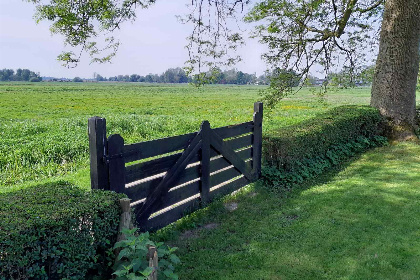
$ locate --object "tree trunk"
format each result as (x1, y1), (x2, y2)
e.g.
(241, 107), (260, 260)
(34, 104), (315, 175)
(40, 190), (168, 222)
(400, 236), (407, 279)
(371, 0), (420, 141)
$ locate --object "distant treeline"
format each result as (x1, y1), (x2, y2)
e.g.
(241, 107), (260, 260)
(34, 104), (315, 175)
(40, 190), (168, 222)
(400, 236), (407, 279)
(0, 69), (42, 82)
(97, 67), (270, 85)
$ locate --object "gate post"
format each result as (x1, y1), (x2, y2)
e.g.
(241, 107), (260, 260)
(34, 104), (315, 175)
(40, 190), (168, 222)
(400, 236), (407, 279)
(88, 117), (110, 190)
(200, 121), (211, 204)
(252, 102), (263, 179)
(108, 134), (126, 193)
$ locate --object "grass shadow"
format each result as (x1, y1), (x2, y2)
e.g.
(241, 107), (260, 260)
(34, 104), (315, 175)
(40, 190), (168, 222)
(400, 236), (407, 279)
(154, 143), (420, 280)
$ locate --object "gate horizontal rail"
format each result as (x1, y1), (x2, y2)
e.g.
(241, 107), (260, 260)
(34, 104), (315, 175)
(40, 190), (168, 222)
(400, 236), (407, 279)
(88, 102), (263, 231)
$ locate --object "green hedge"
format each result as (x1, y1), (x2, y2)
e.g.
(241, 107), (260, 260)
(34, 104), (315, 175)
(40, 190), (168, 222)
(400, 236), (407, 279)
(0, 182), (125, 280)
(262, 105), (388, 190)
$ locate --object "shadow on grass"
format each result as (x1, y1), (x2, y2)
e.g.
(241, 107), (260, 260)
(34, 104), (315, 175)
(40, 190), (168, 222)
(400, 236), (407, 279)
(154, 143), (420, 280)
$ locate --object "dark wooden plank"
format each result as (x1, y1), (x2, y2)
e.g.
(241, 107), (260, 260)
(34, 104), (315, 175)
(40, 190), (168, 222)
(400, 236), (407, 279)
(210, 129), (254, 180)
(136, 133), (202, 225)
(88, 117), (109, 190)
(226, 134), (253, 150)
(129, 181), (200, 212)
(210, 161), (252, 187)
(125, 163), (201, 203)
(108, 134), (125, 193)
(252, 102), (263, 180)
(124, 183), (150, 205)
(200, 121), (211, 204)
(209, 176), (249, 201)
(210, 148), (252, 174)
(125, 152), (184, 184)
(125, 135), (251, 184)
(123, 132), (197, 163)
(213, 121), (254, 139)
(139, 197), (201, 231)
(126, 148), (251, 193)
(125, 152), (181, 183)
(159, 181), (200, 210)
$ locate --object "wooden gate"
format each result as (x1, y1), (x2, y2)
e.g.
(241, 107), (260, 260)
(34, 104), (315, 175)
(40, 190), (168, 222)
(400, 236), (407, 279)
(88, 102), (263, 231)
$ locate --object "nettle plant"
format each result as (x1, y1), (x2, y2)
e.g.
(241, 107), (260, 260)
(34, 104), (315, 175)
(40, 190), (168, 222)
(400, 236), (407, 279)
(113, 228), (180, 280)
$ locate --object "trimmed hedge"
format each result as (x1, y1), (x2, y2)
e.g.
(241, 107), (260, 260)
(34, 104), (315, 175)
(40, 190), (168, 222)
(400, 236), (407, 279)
(262, 105), (388, 190)
(0, 181), (125, 280)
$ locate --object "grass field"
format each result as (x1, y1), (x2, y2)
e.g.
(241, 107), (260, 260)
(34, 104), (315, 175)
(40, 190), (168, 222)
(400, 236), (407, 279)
(0, 82), (380, 192)
(1, 82), (419, 279)
(156, 143), (420, 280)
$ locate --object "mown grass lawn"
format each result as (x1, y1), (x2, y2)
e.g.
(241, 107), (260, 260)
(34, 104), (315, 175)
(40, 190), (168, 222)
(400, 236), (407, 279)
(156, 143), (420, 280)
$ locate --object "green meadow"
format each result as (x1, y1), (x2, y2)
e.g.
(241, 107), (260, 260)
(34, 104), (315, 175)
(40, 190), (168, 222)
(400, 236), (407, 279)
(1, 82), (419, 279)
(0, 82), (375, 192)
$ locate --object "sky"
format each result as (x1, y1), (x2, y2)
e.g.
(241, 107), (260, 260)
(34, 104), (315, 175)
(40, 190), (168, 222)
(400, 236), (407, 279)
(0, 0), (268, 79)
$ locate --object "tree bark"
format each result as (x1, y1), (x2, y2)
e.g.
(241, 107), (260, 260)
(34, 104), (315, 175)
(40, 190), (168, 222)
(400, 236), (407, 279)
(371, 0), (420, 140)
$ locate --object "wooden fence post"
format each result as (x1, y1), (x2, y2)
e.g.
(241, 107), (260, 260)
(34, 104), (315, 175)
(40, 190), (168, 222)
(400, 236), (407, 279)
(147, 246), (158, 280)
(88, 117), (109, 190)
(116, 198), (133, 242)
(200, 121), (211, 204)
(114, 198), (133, 262)
(108, 134), (126, 193)
(253, 102), (263, 179)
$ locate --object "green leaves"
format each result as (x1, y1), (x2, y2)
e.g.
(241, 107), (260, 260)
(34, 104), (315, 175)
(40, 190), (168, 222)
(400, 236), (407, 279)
(0, 182), (124, 279)
(262, 105), (388, 191)
(246, 0), (384, 108)
(30, 0), (156, 66)
(113, 227), (180, 280)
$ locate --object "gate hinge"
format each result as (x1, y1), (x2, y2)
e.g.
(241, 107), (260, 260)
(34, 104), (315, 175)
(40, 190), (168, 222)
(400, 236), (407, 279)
(103, 153), (124, 163)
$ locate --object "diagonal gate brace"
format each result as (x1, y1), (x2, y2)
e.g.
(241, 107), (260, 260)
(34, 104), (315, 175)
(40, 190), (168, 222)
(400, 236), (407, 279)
(209, 129), (254, 181)
(136, 131), (202, 226)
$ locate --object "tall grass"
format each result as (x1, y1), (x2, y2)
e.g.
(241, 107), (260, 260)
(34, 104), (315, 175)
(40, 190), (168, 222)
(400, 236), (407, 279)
(1, 83), (411, 191)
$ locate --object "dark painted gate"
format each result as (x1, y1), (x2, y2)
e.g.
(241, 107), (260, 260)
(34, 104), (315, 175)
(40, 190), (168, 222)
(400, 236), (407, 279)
(88, 102), (263, 231)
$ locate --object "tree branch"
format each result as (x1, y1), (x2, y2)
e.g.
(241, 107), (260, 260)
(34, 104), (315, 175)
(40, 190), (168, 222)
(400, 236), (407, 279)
(336, 0), (358, 37)
(356, 0), (384, 13)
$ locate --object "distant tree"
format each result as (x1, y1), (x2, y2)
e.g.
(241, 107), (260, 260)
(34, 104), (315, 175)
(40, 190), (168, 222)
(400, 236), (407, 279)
(236, 71), (246, 85)
(328, 64), (375, 88)
(265, 69), (301, 99)
(22, 69), (31, 81)
(257, 73), (269, 85)
(175, 68), (189, 83)
(304, 75), (322, 87)
(29, 77), (42, 82)
(197, 68), (257, 85)
(0, 68), (40, 81)
(73, 77), (83, 82)
(145, 74), (154, 83)
(161, 67), (189, 83)
(130, 74), (140, 82)
(358, 65), (376, 85)
(223, 69), (237, 84)
(162, 69), (176, 83)
(328, 69), (354, 88)
(151, 74), (161, 83)
(15, 69), (23, 81)
(0, 69), (14, 81)
(96, 74), (106, 81)
(210, 68), (226, 84)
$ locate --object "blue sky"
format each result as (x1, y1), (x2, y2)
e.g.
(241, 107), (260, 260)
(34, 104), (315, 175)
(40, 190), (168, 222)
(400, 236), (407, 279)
(0, 0), (267, 78)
